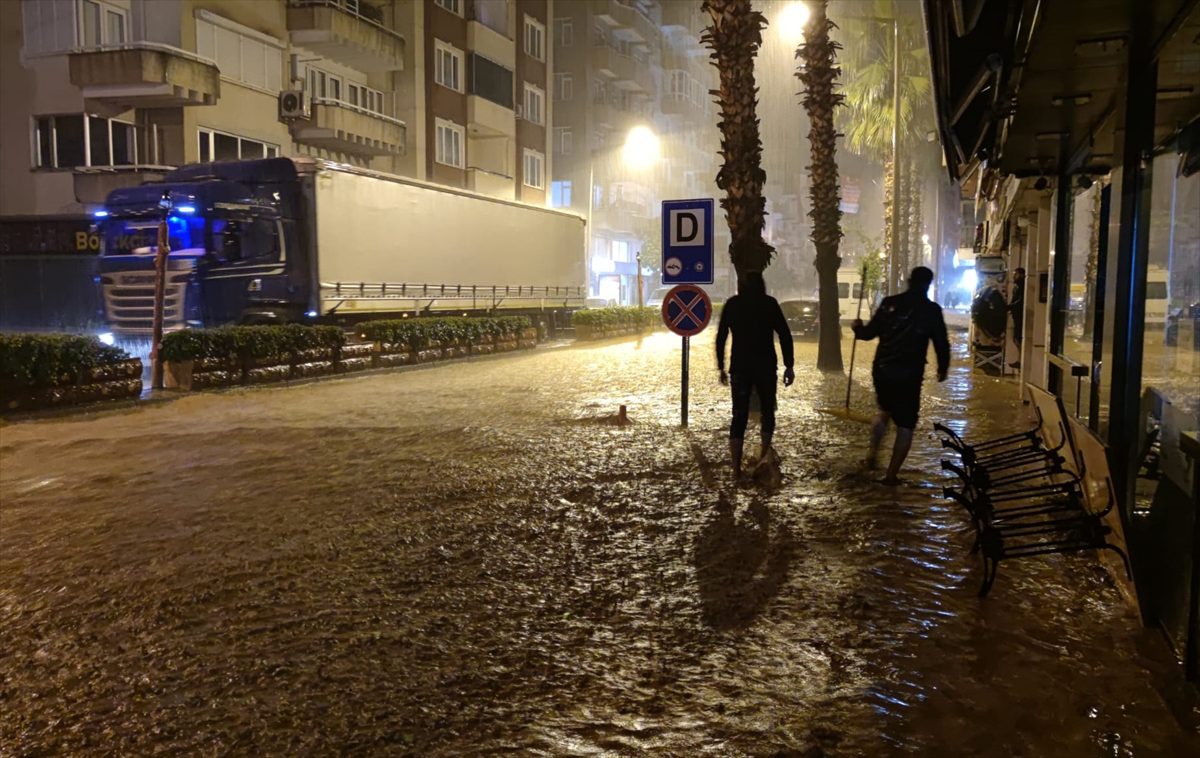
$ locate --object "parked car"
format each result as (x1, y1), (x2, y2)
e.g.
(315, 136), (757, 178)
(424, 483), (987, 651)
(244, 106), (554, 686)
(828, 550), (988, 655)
(780, 299), (821, 339)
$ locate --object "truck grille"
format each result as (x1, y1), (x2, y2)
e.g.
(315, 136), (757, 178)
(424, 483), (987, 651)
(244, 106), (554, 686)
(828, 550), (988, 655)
(102, 270), (191, 335)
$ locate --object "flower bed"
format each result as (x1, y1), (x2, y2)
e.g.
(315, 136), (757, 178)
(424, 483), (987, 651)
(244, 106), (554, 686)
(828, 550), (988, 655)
(162, 317), (538, 392)
(0, 333), (142, 412)
(572, 307), (662, 340)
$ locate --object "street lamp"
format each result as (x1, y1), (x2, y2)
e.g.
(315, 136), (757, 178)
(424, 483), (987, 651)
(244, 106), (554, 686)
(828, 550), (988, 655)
(588, 125), (660, 304)
(777, 1), (811, 45)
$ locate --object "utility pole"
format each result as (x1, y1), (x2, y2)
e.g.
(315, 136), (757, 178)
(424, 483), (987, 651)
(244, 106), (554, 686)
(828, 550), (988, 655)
(888, 16), (901, 295)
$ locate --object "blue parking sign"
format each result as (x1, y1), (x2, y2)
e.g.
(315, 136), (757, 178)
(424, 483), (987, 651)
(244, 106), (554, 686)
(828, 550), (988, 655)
(661, 198), (714, 285)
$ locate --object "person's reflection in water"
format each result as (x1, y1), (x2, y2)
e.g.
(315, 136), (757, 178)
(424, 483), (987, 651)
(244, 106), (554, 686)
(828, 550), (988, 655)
(694, 494), (793, 630)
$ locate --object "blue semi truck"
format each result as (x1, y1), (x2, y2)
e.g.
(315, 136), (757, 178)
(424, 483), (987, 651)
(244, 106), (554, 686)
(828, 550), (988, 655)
(94, 157), (586, 335)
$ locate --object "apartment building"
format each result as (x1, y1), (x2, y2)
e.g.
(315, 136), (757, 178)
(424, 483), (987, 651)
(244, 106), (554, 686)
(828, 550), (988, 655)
(551, 0), (728, 304)
(422, 0), (551, 204)
(0, 0), (551, 221)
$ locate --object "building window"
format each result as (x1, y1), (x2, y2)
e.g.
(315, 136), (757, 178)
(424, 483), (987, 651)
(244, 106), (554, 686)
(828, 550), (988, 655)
(195, 12), (283, 92)
(556, 18), (573, 47)
(554, 73), (573, 102)
(433, 0), (462, 15)
(435, 40), (463, 92)
(435, 119), (465, 168)
(81, 0), (127, 47)
(554, 127), (572, 155)
(523, 83), (544, 125)
(198, 128), (279, 162)
(523, 149), (544, 189)
(551, 180), (572, 208)
(33, 114), (150, 169)
(524, 15), (545, 61)
(469, 53), (514, 109)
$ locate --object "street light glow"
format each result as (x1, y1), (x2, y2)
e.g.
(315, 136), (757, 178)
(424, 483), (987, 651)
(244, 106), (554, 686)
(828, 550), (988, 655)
(622, 125), (660, 169)
(777, 1), (811, 45)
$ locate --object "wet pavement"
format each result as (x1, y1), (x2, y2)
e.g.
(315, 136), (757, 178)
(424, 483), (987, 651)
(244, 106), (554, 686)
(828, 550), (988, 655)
(2, 331), (1197, 756)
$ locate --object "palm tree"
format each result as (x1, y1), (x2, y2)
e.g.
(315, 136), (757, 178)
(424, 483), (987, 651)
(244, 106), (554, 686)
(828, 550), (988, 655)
(701, 0), (774, 283)
(797, 0), (845, 371)
(835, 0), (932, 289)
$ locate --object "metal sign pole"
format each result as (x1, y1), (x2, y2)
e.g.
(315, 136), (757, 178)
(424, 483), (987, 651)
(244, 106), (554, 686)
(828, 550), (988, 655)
(681, 334), (689, 428)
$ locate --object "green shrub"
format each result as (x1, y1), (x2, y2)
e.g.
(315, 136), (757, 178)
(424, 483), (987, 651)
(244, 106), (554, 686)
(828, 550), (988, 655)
(159, 324), (346, 363)
(0, 333), (132, 388)
(358, 316), (531, 349)
(572, 306), (660, 330)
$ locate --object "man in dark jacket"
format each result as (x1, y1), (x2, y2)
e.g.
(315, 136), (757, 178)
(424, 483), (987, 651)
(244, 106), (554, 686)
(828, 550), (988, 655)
(852, 266), (950, 485)
(716, 272), (795, 476)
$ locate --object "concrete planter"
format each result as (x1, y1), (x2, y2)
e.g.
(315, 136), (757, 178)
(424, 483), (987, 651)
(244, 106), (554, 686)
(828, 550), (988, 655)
(164, 359), (194, 391)
(2, 359), (144, 413)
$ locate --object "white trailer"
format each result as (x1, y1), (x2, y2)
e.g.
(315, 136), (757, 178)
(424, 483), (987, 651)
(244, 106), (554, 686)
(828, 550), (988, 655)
(305, 161), (587, 316)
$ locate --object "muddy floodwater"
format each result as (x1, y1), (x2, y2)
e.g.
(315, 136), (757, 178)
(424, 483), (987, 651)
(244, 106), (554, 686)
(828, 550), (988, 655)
(1, 332), (1196, 755)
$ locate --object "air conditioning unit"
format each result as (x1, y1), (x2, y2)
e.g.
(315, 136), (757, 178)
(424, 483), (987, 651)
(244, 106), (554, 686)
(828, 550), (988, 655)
(278, 90), (308, 120)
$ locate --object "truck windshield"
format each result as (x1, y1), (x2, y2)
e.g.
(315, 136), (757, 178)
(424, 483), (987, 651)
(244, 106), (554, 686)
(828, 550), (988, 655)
(102, 214), (204, 256)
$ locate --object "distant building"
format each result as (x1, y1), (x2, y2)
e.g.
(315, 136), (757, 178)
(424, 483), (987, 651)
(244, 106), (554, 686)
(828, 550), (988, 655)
(0, 0), (552, 218)
(551, 0), (730, 304)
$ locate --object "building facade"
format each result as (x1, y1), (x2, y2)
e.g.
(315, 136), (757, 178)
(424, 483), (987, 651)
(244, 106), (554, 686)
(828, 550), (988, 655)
(550, 0), (728, 304)
(0, 0), (552, 219)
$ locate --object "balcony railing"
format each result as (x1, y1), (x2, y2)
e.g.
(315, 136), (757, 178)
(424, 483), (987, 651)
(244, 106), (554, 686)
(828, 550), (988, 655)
(286, 0), (405, 72)
(292, 97), (406, 155)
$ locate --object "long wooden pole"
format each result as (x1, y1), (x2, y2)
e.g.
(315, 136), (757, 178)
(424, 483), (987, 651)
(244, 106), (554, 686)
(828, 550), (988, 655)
(150, 216), (169, 390)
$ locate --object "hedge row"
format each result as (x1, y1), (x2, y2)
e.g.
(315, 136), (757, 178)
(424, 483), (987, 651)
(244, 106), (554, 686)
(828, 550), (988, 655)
(160, 324), (346, 363)
(0, 333), (133, 388)
(571, 307), (660, 330)
(357, 316), (531, 349)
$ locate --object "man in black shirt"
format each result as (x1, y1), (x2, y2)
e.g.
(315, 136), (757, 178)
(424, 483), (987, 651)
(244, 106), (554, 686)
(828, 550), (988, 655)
(852, 266), (950, 485)
(716, 272), (795, 477)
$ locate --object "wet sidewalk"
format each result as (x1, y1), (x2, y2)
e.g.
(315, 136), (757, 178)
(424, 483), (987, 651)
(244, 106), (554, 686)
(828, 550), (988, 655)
(1, 331), (1196, 755)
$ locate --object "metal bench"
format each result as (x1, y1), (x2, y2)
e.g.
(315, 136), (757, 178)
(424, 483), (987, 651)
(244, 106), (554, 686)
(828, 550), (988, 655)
(937, 385), (1133, 597)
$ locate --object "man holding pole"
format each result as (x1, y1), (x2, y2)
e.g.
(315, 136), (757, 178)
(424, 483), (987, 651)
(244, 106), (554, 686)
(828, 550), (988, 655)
(716, 272), (795, 478)
(852, 266), (950, 485)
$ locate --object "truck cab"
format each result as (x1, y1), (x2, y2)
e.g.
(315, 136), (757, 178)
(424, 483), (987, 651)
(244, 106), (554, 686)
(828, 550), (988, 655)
(95, 159), (308, 335)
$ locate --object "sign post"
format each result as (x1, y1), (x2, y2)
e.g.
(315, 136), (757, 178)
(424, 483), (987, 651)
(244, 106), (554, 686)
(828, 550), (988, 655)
(660, 198), (715, 428)
(661, 284), (712, 428)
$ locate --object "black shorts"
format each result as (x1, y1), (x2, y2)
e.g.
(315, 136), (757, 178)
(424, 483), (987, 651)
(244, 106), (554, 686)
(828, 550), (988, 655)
(872, 365), (923, 429)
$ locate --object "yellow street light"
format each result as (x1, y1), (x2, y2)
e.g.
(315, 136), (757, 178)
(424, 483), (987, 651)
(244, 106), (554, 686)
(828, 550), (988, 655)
(621, 125), (660, 169)
(777, 1), (811, 46)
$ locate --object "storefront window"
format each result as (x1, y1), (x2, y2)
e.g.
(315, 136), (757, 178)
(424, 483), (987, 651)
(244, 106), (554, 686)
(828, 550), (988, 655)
(1058, 181), (1103, 422)
(1139, 152), (1200, 496)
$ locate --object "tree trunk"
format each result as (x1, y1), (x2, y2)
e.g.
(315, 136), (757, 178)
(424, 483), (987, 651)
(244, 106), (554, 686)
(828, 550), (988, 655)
(797, 0), (844, 372)
(908, 159), (923, 274)
(882, 156), (895, 291)
(701, 0), (774, 282)
(1083, 184), (1102, 338)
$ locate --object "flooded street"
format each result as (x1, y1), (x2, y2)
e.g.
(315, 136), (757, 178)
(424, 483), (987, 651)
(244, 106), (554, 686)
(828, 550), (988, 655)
(1, 332), (1196, 756)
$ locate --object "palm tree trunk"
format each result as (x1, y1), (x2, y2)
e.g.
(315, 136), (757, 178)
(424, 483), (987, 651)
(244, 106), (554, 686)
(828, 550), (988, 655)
(797, 0), (844, 372)
(1083, 185), (1102, 337)
(701, 0), (774, 282)
(883, 156), (895, 289)
(908, 159), (923, 274)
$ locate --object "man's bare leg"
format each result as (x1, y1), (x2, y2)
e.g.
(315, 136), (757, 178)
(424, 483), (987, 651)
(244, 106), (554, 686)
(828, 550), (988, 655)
(883, 426), (914, 484)
(865, 412), (890, 469)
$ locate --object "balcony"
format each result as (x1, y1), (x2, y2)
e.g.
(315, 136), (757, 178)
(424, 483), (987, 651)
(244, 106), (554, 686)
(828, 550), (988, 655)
(467, 167), (515, 200)
(286, 0), (405, 72)
(468, 95), (516, 138)
(291, 99), (406, 155)
(590, 45), (653, 93)
(661, 91), (707, 119)
(591, 0), (658, 43)
(68, 44), (219, 110)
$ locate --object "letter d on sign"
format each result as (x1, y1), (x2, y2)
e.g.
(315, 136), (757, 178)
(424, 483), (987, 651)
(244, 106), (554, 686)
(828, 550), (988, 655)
(669, 209), (704, 246)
